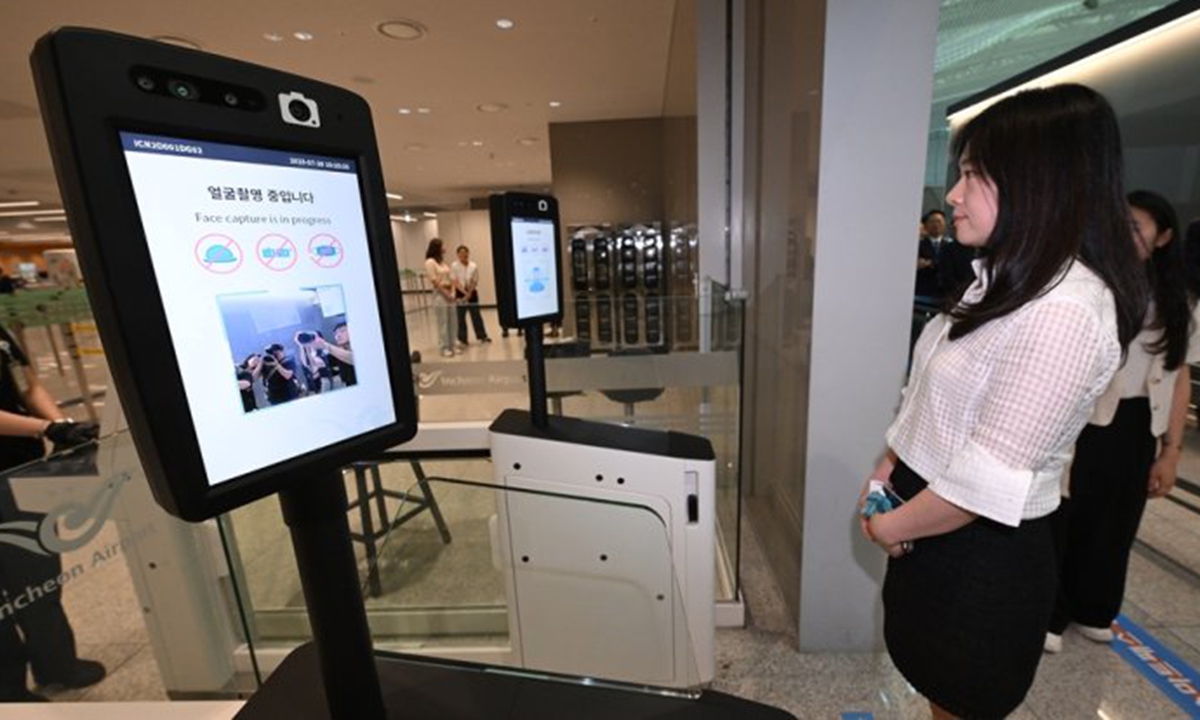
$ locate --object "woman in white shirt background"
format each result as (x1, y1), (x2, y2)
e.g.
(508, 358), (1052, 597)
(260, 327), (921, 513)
(424, 238), (458, 358)
(860, 84), (1147, 720)
(1046, 190), (1200, 654)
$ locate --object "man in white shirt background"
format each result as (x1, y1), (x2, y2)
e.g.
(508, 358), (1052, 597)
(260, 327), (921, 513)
(450, 245), (492, 346)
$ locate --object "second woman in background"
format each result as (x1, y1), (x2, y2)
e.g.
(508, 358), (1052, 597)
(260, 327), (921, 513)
(1046, 190), (1200, 653)
(424, 238), (458, 358)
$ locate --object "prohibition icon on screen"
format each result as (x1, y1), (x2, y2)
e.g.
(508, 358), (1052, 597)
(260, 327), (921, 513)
(256, 233), (298, 271)
(194, 234), (243, 274)
(308, 233), (344, 268)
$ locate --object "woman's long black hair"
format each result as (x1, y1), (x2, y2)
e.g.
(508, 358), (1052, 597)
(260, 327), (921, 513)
(425, 237), (445, 261)
(1129, 190), (1191, 370)
(947, 84), (1147, 348)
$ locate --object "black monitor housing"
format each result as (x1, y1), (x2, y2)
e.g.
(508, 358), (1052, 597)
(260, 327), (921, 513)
(489, 192), (564, 330)
(32, 28), (417, 522)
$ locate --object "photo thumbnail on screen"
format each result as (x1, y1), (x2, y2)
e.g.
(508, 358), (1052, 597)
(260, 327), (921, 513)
(218, 285), (356, 413)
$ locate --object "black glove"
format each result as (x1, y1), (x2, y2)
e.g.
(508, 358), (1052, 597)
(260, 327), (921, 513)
(44, 420), (100, 450)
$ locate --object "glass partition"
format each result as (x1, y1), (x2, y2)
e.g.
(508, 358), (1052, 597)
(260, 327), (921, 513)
(2, 430), (252, 702)
(400, 293), (742, 600)
(229, 456), (706, 695)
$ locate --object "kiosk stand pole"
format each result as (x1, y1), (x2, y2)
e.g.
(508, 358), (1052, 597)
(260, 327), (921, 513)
(526, 323), (549, 428)
(278, 472), (385, 720)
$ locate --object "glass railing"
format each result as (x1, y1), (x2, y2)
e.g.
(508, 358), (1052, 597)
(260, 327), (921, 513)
(229, 451), (707, 695)
(401, 293), (743, 602)
(1, 429), (253, 702)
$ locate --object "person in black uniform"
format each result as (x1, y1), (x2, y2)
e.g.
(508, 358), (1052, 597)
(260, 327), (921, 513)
(235, 354), (262, 412)
(0, 322), (104, 702)
(260, 343), (300, 405)
(316, 323), (355, 388)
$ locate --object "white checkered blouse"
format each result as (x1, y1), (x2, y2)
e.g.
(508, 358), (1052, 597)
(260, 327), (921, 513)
(886, 259), (1121, 526)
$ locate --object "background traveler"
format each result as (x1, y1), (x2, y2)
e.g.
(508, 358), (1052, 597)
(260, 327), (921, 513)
(1046, 189), (1200, 653)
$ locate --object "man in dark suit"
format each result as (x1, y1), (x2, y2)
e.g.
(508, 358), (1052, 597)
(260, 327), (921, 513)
(914, 209), (948, 302)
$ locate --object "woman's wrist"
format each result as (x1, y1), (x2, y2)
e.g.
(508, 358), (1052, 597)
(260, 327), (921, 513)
(1160, 435), (1184, 457)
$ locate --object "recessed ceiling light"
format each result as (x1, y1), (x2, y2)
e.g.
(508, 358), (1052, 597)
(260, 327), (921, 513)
(152, 35), (203, 50)
(263, 33), (284, 42)
(516, 137), (539, 146)
(423, 211), (438, 218)
(404, 143), (428, 151)
(398, 108), (412, 115)
(417, 107), (432, 114)
(457, 141), (468, 147)
(378, 20), (427, 41)
(471, 140), (484, 147)
(293, 32), (314, 41)
(33, 216), (68, 223)
(549, 101), (562, 108)
(386, 193), (405, 201)
(0, 201), (38, 209)
(496, 19), (515, 30)
(477, 102), (508, 113)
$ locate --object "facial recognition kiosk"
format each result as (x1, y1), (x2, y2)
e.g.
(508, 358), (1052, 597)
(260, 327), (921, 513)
(33, 28), (792, 719)
(488, 193), (716, 686)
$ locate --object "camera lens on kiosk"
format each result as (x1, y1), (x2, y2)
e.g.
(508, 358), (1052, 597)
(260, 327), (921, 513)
(288, 99), (312, 123)
(222, 91), (240, 107)
(135, 75), (156, 92)
(167, 79), (199, 101)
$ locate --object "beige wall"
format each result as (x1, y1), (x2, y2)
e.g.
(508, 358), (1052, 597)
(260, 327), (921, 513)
(548, 118), (666, 230)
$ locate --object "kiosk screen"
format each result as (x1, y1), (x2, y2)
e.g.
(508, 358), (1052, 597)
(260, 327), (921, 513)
(511, 216), (560, 321)
(119, 131), (396, 485)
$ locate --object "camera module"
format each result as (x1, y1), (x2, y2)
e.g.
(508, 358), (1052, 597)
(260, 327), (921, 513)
(278, 91), (320, 128)
(222, 91), (240, 107)
(167, 79), (199, 101)
(135, 75), (156, 92)
(288, 99), (311, 122)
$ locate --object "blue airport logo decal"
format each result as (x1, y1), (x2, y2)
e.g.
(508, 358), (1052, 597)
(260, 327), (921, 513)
(0, 472), (131, 556)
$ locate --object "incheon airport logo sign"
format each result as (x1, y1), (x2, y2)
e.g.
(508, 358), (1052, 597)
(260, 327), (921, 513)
(0, 471), (131, 556)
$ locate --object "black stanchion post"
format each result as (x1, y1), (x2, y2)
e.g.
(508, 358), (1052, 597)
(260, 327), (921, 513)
(526, 323), (549, 428)
(278, 471), (385, 720)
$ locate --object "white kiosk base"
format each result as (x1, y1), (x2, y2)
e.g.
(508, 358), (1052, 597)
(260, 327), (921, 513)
(489, 409), (715, 688)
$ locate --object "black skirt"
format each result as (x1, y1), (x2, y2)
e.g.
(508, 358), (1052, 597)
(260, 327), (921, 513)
(883, 460), (1056, 720)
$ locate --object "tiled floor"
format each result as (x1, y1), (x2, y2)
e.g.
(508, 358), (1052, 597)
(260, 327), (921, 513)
(9, 311), (1200, 717)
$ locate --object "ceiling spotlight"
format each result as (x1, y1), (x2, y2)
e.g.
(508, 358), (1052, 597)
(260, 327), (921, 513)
(398, 108), (412, 115)
(516, 137), (539, 146)
(404, 143), (428, 151)
(293, 32), (314, 41)
(386, 193), (404, 201)
(471, 140), (484, 147)
(423, 211), (438, 218)
(476, 102), (508, 113)
(377, 20), (428, 41)
(417, 107), (432, 114)
(549, 100), (562, 108)
(496, 19), (515, 30)
(263, 32), (284, 42)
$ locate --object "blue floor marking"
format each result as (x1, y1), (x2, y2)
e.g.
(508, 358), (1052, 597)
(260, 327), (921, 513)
(1113, 614), (1200, 717)
(840, 714), (874, 720)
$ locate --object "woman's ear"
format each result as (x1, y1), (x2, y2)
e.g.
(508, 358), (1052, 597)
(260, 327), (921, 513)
(1157, 228), (1175, 249)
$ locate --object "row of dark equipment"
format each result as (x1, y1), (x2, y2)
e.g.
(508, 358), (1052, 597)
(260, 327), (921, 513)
(568, 223), (698, 351)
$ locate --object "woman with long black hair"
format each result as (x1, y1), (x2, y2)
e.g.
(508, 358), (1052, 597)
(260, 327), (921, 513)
(859, 84), (1148, 719)
(1045, 190), (1200, 654)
